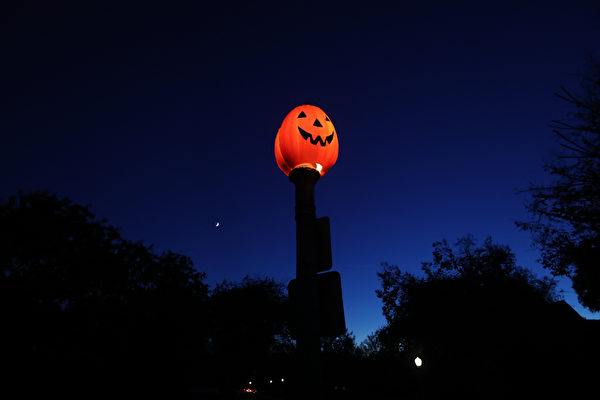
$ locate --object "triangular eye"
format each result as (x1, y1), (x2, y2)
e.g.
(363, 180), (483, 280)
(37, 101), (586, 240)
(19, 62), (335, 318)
(325, 116), (330, 122)
(298, 111), (307, 118)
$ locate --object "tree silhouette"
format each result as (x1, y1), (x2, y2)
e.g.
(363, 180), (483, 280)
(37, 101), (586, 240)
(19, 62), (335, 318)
(373, 236), (597, 398)
(320, 331), (362, 395)
(358, 330), (384, 358)
(517, 60), (600, 311)
(207, 276), (291, 392)
(0, 191), (209, 396)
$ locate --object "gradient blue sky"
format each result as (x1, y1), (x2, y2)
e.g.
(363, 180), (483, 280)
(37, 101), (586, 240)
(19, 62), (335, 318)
(2, 1), (599, 342)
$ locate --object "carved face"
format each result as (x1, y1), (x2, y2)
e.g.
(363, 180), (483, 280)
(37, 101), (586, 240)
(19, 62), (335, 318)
(296, 108), (335, 147)
(275, 104), (339, 176)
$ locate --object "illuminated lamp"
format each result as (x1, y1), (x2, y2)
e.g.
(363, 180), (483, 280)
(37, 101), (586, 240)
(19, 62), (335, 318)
(275, 104), (339, 176)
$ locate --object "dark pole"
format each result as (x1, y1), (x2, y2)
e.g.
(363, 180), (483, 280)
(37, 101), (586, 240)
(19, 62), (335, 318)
(289, 167), (322, 399)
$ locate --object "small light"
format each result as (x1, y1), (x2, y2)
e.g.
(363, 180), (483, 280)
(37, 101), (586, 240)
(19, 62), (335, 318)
(281, 378), (285, 382)
(414, 357), (423, 367)
(249, 381), (252, 385)
(316, 163), (323, 173)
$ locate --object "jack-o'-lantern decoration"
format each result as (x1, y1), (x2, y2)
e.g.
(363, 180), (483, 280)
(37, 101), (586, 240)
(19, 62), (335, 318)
(274, 104), (339, 176)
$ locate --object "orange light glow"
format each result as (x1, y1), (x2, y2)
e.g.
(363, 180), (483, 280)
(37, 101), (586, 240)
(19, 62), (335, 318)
(274, 104), (339, 176)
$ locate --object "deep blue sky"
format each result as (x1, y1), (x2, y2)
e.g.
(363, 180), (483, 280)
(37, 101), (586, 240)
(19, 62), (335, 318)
(2, 1), (599, 342)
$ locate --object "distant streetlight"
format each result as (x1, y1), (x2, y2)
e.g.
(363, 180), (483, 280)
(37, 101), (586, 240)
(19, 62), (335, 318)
(414, 357), (423, 367)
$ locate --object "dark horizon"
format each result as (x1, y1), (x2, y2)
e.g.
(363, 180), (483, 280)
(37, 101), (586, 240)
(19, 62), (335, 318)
(3, 191), (599, 399)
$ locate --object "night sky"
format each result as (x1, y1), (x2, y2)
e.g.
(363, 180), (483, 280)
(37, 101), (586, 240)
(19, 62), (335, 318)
(2, 1), (599, 342)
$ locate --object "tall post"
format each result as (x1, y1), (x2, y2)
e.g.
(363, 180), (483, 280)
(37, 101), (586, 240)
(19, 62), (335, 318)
(289, 167), (322, 398)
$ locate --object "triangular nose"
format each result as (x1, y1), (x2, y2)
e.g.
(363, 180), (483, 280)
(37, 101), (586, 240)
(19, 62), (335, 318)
(313, 118), (323, 127)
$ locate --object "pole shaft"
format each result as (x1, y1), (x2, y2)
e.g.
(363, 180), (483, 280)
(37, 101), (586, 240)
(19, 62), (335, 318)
(290, 167), (322, 398)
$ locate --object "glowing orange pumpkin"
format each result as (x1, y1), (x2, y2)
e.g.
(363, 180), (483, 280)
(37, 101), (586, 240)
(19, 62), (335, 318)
(274, 104), (339, 176)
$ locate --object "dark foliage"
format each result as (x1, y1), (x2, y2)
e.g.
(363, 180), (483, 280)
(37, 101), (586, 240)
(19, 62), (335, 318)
(517, 60), (600, 311)
(320, 331), (359, 393)
(374, 236), (598, 398)
(0, 191), (209, 396)
(207, 276), (292, 390)
(0, 191), (402, 398)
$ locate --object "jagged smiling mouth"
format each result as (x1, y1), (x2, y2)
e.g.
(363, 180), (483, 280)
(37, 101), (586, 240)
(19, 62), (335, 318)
(298, 127), (334, 147)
